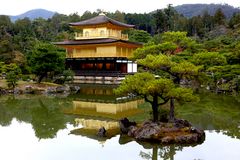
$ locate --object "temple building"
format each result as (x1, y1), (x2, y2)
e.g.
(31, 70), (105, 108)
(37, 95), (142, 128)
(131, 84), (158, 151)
(54, 13), (142, 84)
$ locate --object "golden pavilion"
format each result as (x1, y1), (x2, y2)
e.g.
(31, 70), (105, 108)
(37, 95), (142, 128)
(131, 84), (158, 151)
(54, 13), (142, 84)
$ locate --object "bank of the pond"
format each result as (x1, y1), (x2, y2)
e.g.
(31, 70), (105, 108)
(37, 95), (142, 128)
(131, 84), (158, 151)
(0, 80), (80, 95)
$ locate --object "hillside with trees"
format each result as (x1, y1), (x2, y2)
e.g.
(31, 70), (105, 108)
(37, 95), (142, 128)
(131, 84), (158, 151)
(174, 3), (240, 18)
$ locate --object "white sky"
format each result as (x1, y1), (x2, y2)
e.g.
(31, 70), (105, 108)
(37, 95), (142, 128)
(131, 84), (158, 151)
(1, 0), (239, 16)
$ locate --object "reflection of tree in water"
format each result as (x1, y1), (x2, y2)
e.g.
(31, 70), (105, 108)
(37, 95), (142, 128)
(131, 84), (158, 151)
(139, 145), (183, 160)
(0, 96), (74, 139)
(0, 96), (31, 126)
(176, 92), (240, 139)
(31, 99), (68, 139)
(0, 102), (13, 126)
(119, 135), (186, 160)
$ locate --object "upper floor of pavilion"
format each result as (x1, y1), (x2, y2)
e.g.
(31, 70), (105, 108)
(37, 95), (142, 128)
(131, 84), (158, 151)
(70, 13), (134, 41)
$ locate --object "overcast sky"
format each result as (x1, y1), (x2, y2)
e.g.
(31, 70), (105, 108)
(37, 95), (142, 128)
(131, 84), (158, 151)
(1, 0), (239, 16)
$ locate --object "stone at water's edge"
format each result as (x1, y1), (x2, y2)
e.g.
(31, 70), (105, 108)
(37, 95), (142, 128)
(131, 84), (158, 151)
(119, 118), (205, 144)
(119, 118), (137, 134)
(97, 127), (106, 137)
(0, 84), (80, 95)
(24, 85), (35, 94)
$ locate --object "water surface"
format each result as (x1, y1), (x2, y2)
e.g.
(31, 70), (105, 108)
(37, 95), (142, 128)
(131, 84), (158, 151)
(0, 90), (239, 160)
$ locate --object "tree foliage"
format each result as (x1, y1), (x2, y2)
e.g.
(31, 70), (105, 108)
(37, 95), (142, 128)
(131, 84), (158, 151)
(192, 52), (227, 69)
(128, 29), (151, 43)
(114, 72), (198, 121)
(117, 31), (202, 122)
(214, 8), (226, 25)
(229, 13), (240, 28)
(1, 63), (22, 89)
(28, 42), (65, 83)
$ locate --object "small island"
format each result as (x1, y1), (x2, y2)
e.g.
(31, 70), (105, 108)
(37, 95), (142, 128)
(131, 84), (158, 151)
(119, 118), (205, 144)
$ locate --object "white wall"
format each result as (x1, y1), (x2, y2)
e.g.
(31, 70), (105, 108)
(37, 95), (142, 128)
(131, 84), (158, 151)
(127, 62), (137, 73)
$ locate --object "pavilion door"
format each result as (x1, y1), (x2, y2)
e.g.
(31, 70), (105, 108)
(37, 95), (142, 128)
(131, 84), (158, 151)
(119, 63), (127, 73)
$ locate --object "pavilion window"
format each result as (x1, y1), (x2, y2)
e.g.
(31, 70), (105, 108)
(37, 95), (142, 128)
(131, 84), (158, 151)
(85, 31), (89, 37)
(97, 63), (103, 70)
(100, 30), (105, 37)
(105, 63), (115, 71)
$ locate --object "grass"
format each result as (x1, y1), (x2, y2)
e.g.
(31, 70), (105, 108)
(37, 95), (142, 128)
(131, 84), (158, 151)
(0, 79), (8, 88)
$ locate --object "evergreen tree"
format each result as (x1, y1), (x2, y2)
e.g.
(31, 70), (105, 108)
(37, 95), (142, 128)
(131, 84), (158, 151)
(28, 42), (65, 83)
(214, 8), (226, 25)
(229, 13), (240, 28)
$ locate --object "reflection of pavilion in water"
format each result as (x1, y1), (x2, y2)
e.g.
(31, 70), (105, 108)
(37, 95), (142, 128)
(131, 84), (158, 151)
(66, 85), (143, 142)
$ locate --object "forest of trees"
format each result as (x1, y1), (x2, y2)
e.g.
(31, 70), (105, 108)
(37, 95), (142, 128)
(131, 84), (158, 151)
(0, 5), (239, 90)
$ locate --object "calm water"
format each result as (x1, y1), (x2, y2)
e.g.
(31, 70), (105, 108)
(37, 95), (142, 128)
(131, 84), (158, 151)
(0, 87), (239, 160)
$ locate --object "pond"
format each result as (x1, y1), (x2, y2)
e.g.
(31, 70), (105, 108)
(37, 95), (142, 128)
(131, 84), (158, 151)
(0, 86), (239, 160)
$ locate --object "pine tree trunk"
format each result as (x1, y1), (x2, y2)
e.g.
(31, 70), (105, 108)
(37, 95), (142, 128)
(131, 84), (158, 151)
(169, 145), (175, 160)
(152, 146), (158, 160)
(169, 97), (175, 122)
(152, 95), (159, 122)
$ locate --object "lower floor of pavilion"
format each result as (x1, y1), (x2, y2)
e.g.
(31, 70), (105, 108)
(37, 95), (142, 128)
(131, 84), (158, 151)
(66, 57), (137, 77)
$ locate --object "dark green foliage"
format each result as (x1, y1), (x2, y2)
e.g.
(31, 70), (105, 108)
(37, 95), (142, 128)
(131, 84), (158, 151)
(3, 63), (22, 89)
(80, 11), (98, 20)
(192, 52), (227, 69)
(133, 31), (200, 61)
(28, 42), (65, 83)
(132, 42), (177, 60)
(54, 69), (74, 84)
(6, 71), (18, 89)
(124, 13), (154, 34)
(117, 32), (202, 121)
(114, 72), (198, 121)
(0, 15), (13, 37)
(214, 8), (226, 25)
(108, 10), (125, 23)
(153, 9), (167, 33)
(153, 4), (185, 34)
(208, 65), (240, 81)
(62, 69), (74, 83)
(128, 29), (151, 43)
(225, 52), (240, 65)
(229, 13), (240, 28)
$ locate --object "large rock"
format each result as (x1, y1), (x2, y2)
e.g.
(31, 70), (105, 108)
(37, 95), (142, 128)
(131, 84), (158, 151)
(119, 118), (136, 134)
(0, 88), (7, 95)
(24, 85), (35, 94)
(46, 87), (56, 94)
(69, 85), (80, 93)
(14, 88), (23, 94)
(56, 86), (66, 93)
(174, 119), (191, 128)
(133, 121), (161, 140)
(125, 119), (205, 144)
(97, 127), (106, 137)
